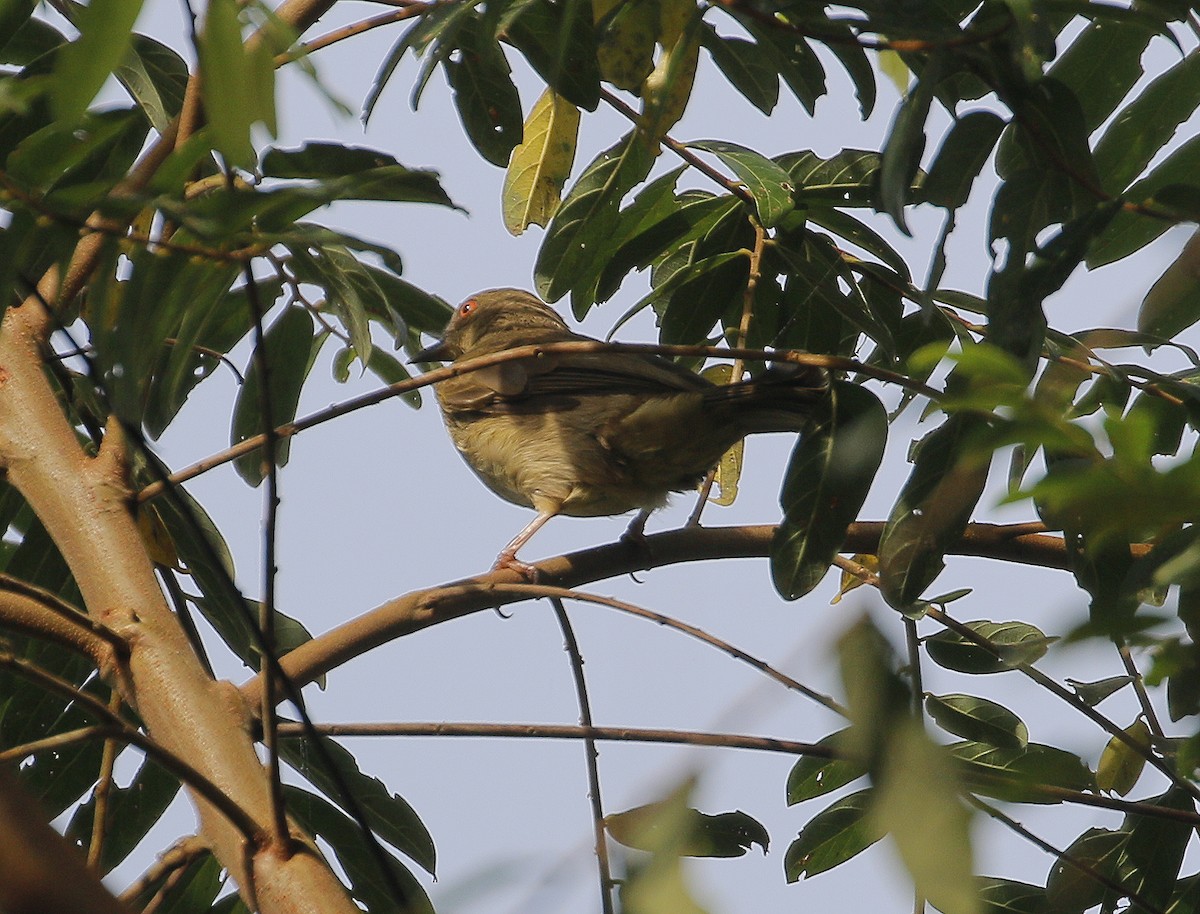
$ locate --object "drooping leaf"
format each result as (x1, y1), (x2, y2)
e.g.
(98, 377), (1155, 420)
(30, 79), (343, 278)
(535, 132), (655, 303)
(1139, 229), (1200, 341)
(607, 801), (768, 858)
(1045, 828), (1128, 912)
(50, 0), (144, 122)
(952, 741), (1096, 802)
(1049, 18), (1154, 132)
(878, 413), (991, 608)
(784, 789), (882, 880)
(502, 88), (580, 234)
(786, 730), (868, 803)
(873, 722), (979, 914)
(879, 53), (943, 233)
(284, 786), (435, 914)
(500, 0), (601, 111)
(230, 305), (320, 486)
(1095, 718), (1151, 796)
(925, 693), (1029, 750)
(700, 26), (779, 115)
(115, 34), (189, 132)
(446, 16), (524, 167)
(279, 734), (436, 874)
(639, 0), (700, 143)
(922, 110), (1005, 211)
(772, 382), (887, 600)
(594, 0), (656, 90)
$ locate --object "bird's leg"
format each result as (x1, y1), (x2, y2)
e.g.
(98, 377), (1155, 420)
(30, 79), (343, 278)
(620, 508), (654, 563)
(493, 507), (557, 580)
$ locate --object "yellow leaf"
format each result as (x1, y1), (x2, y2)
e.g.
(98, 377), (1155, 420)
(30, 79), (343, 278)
(832, 554), (879, 604)
(878, 49), (911, 96)
(699, 365), (743, 505)
(594, 0), (657, 90)
(1096, 718), (1151, 796)
(639, 0), (699, 145)
(138, 504), (179, 569)
(502, 88), (581, 235)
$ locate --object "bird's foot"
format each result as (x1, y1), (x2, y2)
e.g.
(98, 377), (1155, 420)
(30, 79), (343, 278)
(620, 510), (653, 561)
(492, 551), (541, 582)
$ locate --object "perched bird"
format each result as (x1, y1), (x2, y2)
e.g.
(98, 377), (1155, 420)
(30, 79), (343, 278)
(415, 288), (827, 575)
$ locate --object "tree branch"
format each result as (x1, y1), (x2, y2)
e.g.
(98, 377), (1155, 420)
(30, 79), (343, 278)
(242, 521), (1142, 706)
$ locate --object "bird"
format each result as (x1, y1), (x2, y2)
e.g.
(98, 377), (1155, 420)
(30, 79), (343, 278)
(414, 288), (828, 576)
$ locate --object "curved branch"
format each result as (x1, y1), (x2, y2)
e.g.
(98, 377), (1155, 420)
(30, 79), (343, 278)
(242, 521), (1141, 705)
(0, 577), (124, 671)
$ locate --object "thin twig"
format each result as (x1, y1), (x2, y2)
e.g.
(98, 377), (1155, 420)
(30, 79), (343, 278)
(87, 690), (124, 871)
(1118, 641), (1165, 741)
(831, 556), (1197, 801)
(138, 342), (930, 503)
(276, 3), (439, 64)
(689, 218), (767, 527)
(548, 597), (614, 914)
(598, 89), (753, 204)
(118, 836), (209, 906)
(271, 720), (1200, 828)
(488, 583), (845, 715)
(968, 796), (1165, 914)
(242, 260), (290, 851)
(0, 650), (264, 841)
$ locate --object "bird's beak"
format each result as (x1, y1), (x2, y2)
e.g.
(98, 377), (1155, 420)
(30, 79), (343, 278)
(411, 339), (452, 363)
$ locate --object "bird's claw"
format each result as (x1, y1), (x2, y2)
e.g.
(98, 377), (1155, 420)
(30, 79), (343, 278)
(493, 552), (541, 582)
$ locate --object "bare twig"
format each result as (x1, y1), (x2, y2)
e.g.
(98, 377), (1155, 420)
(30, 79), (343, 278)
(489, 583), (845, 715)
(1118, 641), (1165, 741)
(86, 691), (124, 871)
(968, 796), (1165, 914)
(549, 598), (614, 914)
(242, 260), (290, 851)
(118, 836), (209, 907)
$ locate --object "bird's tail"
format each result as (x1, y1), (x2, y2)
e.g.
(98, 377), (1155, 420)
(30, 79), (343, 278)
(702, 363), (829, 433)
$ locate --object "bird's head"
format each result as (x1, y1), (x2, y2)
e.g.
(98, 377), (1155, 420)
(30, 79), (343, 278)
(413, 288), (570, 362)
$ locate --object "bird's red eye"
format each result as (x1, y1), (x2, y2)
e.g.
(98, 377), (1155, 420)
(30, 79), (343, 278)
(459, 299), (477, 317)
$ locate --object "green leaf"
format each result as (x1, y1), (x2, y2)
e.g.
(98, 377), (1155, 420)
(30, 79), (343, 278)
(873, 722), (979, 914)
(1119, 785), (1195, 909)
(878, 413), (991, 608)
(743, 22), (825, 115)
(952, 741), (1096, 802)
(1139, 229), (1200, 340)
(975, 877), (1048, 914)
(657, 251), (748, 344)
(1049, 18), (1153, 132)
(446, 16), (523, 167)
(500, 0), (601, 111)
(779, 148), (884, 207)
(689, 140), (794, 227)
(922, 110), (1006, 210)
(1094, 52), (1200, 194)
(502, 88), (579, 234)
(1045, 828), (1128, 912)
(535, 132), (655, 303)
(115, 34), (189, 133)
(128, 853), (224, 914)
(1089, 134), (1200, 268)
(231, 306), (320, 486)
(786, 730), (868, 803)
(772, 382), (887, 600)
(639, 0), (700, 143)
(198, 0), (271, 168)
(805, 208), (912, 281)
(279, 735), (435, 873)
(822, 21), (875, 118)
(925, 694), (1029, 750)
(65, 757), (180, 874)
(50, 0), (144, 122)
(284, 786), (435, 914)
(879, 54), (943, 233)
(700, 27), (779, 115)
(1065, 674), (1133, 707)
(784, 789), (882, 880)
(926, 620), (1055, 674)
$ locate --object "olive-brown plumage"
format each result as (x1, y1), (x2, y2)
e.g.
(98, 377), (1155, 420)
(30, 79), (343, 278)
(417, 288), (826, 573)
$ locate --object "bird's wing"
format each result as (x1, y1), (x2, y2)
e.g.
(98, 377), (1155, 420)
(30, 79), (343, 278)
(437, 350), (710, 413)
